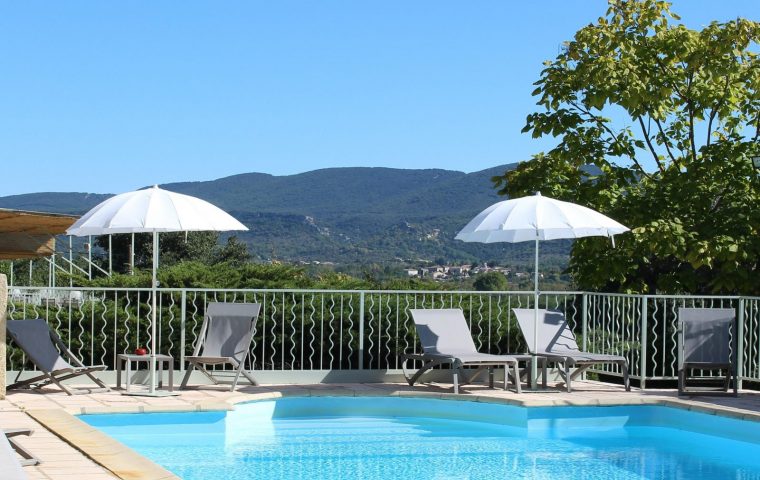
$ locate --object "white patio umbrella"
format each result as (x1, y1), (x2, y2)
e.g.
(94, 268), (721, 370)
(455, 192), (629, 388)
(67, 185), (248, 396)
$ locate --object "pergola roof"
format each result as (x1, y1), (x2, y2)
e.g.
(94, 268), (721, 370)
(0, 208), (79, 259)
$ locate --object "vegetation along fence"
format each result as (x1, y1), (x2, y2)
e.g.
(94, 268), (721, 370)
(5, 287), (760, 389)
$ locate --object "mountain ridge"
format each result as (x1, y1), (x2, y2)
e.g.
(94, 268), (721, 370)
(0, 164), (572, 267)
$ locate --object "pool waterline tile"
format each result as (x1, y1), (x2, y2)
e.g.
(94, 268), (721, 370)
(6, 381), (760, 479)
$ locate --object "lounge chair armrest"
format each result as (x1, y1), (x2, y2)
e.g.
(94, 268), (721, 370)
(4, 428), (41, 467)
(400, 353), (426, 360)
(2, 429), (33, 438)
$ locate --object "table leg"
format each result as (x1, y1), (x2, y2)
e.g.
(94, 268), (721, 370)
(168, 359), (174, 392)
(116, 357), (122, 390)
(158, 361), (164, 390)
(125, 360), (131, 393)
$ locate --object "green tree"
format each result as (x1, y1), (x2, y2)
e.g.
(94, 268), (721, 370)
(473, 271), (509, 291)
(95, 232), (249, 273)
(211, 236), (251, 265)
(494, 0), (760, 294)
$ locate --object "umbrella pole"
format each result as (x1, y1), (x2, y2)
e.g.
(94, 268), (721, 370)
(123, 231), (178, 397)
(532, 237), (539, 390)
(149, 231), (158, 395)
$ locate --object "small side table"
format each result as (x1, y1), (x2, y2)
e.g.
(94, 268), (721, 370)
(116, 354), (174, 392)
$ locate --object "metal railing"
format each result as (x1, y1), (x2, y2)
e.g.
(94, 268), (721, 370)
(582, 293), (760, 388)
(5, 287), (760, 389)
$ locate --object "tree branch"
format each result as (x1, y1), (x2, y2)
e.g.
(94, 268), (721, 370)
(637, 116), (665, 172)
(651, 57), (691, 167)
(686, 71), (698, 163)
(706, 110), (716, 147)
(653, 118), (679, 167)
(568, 100), (653, 179)
(654, 57), (686, 98)
(707, 75), (732, 147)
(687, 103), (697, 162)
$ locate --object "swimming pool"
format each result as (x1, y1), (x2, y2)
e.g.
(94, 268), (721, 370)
(81, 397), (760, 480)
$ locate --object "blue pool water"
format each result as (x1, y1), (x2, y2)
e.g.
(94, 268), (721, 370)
(81, 397), (760, 480)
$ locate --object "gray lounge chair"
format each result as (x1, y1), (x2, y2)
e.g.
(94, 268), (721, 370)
(1, 430), (27, 480)
(513, 308), (630, 392)
(402, 308), (539, 394)
(6, 319), (109, 395)
(678, 307), (737, 396)
(180, 302), (261, 391)
(3, 429), (40, 467)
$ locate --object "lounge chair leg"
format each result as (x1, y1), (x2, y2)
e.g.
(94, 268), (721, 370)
(180, 363), (195, 389)
(406, 359), (446, 387)
(452, 371), (459, 394)
(7, 370), (51, 391)
(8, 377), (41, 391)
(230, 361), (248, 391)
(732, 363), (739, 397)
(513, 362), (522, 394)
(196, 364), (221, 385)
(86, 372), (110, 391)
(4, 429), (40, 466)
(401, 356), (416, 386)
(242, 370), (258, 386)
(541, 358), (547, 388)
(621, 361), (630, 391)
(46, 373), (75, 396)
(723, 366), (730, 393)
(230, 373), (241, 391)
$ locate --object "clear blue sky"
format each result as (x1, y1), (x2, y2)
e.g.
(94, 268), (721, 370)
(1, 1), (757, 196)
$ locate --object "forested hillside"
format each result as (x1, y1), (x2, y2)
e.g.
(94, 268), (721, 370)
(0, 165), (571, 268)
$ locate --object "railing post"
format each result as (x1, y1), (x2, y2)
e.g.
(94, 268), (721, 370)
(1, 274), (8, 399)
(737, 297), (745, 391)
(581, 293), (588, 380)
(639, 296), (648, 390)
(358, 291), (365, 370)
(581, 293), (588, 352)
(180, 289), (187, 373)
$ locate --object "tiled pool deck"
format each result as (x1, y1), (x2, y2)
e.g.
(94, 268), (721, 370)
(3, 381), (760, 480)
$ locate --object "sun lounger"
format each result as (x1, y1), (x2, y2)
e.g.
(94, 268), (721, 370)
(3, 429), (40, 467)
(180, 302), (261, 391)
(6, 319), (109, 395)
(402, 308), (541, 394)
(1, 429), (32, 480)
(512, 308), (630, 392)
(678, 308), (737, 396)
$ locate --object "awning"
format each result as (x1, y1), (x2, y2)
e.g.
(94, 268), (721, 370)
(0, 208), (79, 259)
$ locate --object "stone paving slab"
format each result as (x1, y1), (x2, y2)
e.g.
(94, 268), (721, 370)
(3, 381), (760, 479)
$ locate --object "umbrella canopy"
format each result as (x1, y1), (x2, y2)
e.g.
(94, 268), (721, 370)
(455, 192), (629, 243)
(66, 185), (248, 396)
(67, 185), (246, 235)
(456, 192), (629, 388)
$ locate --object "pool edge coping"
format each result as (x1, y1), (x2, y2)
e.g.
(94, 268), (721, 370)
(26, 408), (179, 480)
(26, 391), (760, 480)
